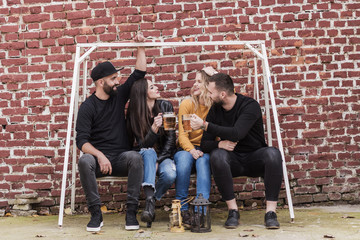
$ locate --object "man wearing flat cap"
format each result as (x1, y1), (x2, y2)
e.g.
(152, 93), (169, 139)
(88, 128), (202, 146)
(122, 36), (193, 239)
(76, 33), (146, 232)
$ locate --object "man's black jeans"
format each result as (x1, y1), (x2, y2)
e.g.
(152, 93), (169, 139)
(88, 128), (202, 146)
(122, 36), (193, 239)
(78, 151), (143, 207)
(210, 147), (283, 201)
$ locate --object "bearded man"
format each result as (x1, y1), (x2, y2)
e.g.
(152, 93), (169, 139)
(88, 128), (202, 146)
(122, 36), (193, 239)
(76, 33), (146, 232)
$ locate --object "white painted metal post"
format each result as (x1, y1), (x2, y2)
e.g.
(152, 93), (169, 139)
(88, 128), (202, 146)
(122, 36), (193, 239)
(263, 59), (272, 146)
(254, 58), (259, 101)
(82, 60), (88, 101)
(261, 43), (295, 221)
(58, 46), (81, 227)
(70, 63), (81, 212)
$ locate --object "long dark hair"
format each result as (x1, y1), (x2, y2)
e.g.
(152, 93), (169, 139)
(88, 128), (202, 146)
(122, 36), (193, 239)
(126, 78), (161, 145)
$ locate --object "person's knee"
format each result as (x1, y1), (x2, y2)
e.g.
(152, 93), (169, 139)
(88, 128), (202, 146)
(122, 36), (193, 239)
(78, 154), (96, 170)
(165, 168), (177, 183)
(197, 154), (210, 166)
(141, 149), (157, 165)
(174, 151), (193, 171)
(265, 147), (282, 166)
(141, 148), (157, 159)
(127, 151), (143, 170)
(174, 151), (192, 163)
(162, 162), (177, 183)
(210, 149), (228, 169)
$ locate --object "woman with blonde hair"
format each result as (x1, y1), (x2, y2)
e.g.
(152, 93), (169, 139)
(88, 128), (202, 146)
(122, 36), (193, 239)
(174, 66), (217, 228)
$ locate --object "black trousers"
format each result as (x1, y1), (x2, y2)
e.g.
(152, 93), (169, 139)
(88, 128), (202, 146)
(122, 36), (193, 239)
(210, 147), (283, 202)
(78, 151), (143, 207)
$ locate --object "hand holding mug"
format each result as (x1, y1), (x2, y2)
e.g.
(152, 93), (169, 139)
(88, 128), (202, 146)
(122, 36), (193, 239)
(190, 114), (204, 131)
(152, 113), (163, 133)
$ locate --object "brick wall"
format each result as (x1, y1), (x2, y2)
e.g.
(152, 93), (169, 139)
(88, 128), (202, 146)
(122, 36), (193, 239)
(0, 0), (359, 214)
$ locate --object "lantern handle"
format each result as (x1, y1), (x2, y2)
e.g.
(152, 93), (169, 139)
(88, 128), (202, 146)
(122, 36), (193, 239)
(180, 196), (195, 207)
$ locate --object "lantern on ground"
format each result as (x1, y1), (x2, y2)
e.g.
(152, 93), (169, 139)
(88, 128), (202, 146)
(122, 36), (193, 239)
(169, 199), (185, 233)
(190, 193), (211, 233)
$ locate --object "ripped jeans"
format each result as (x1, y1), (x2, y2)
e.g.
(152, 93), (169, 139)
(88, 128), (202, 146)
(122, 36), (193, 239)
(140, 148), (176, 200)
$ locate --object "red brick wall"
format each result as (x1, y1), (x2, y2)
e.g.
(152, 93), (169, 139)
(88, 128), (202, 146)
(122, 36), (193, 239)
(1, 0), (359, 213)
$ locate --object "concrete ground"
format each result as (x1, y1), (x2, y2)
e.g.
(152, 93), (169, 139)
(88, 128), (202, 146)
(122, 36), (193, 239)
(1, 205), (360, 240)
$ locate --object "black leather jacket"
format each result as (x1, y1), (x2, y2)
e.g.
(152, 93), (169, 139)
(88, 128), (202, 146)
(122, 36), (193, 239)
(136, 100), (176, 163)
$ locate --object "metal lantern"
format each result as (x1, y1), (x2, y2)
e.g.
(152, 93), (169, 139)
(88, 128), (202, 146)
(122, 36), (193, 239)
(169, 199), (185, 233)
(190, 193), (211, 233)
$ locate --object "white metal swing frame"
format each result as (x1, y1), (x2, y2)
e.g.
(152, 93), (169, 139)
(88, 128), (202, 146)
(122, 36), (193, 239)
(57, 41), (295, 227)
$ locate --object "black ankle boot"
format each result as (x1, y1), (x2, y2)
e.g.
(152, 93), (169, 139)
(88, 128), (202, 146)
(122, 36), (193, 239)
(86, 205), (103, 232)
(141, 196), (156, 227)
(224, 209), (240, 229)
(125, 204), (139, 231)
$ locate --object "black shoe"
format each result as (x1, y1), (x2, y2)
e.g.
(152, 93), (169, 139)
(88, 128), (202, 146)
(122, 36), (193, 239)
(125, 204), (139, 231)
(141, 196), (156, 227)
(181, 210), (191, 229)
(224, 209), (240, 229)
(265, 211), (280, 229)
(86, 205), (103, 232)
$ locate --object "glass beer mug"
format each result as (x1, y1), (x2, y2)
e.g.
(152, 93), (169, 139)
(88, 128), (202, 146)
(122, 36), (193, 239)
(182, 114), (192, 132)
(163, 112), (176, 131)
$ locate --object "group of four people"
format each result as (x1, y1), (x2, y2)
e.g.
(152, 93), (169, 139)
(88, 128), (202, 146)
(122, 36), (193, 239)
(76, 33), (283, 232)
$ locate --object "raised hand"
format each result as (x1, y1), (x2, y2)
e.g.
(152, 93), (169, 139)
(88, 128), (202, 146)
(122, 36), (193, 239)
(134, 31), (145, 42)
(202, 66), (218, 76)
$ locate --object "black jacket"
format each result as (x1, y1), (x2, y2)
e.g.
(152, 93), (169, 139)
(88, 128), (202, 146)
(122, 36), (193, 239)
(135, 100), (176, 163)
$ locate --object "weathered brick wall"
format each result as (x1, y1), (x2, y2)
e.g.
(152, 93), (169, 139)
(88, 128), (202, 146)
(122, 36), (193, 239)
(0, 0), (359, 214)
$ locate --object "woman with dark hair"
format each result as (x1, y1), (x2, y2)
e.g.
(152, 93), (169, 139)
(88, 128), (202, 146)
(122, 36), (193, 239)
(126, 78), (176, 227)
(174, 67), (216, 228)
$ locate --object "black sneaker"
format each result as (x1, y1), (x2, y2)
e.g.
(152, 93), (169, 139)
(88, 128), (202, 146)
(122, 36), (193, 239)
(125, 204), (139, 231)
(224, 209), (240, 229)
(265, 211), (280, 229)
(141, 196), (156, 227)
(181, 210), (191, 229)
(86, 205), (103, 232)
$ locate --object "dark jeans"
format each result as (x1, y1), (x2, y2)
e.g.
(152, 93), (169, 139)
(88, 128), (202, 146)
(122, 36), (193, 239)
(210, 147), (283, 202)
(78, 151), (143, 207)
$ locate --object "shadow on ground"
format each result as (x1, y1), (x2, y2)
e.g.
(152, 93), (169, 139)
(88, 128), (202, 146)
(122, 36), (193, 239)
(1, 205), (360, 240)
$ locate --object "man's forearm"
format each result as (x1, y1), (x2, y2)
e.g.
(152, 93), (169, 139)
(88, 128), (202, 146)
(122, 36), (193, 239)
(135, 47), (146, 71)
(81, 142), (104, 159)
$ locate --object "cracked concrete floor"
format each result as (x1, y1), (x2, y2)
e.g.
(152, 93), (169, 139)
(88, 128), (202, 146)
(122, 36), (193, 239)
(0, 205), (359, 240)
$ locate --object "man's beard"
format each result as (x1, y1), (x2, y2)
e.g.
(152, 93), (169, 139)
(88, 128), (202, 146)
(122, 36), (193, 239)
(103, 82), (118, 96)
(212, 97), (224, 107)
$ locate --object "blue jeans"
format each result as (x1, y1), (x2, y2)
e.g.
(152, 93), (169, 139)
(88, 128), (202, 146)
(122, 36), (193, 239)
(174, 147), (211, 211)
(140, 148), (176, 200)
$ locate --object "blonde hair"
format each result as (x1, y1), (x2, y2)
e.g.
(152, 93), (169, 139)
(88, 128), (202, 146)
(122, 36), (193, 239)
(191, 70), (212, 111)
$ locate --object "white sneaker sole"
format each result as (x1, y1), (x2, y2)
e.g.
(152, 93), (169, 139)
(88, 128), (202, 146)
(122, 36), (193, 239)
(125, 225), (139, 231)
(86, 221), (104, 232)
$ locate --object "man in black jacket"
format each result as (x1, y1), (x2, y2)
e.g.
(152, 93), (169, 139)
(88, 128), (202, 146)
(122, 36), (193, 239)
(195, 73), (283, 229)
(76, 33), (146, 232)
